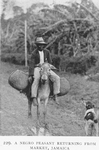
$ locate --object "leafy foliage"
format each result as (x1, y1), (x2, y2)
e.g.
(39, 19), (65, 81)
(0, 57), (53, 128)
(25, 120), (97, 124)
(1, 0), (99, 74)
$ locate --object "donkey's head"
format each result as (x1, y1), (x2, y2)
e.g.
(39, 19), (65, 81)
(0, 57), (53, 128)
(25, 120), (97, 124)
(37, 63), (56, 84)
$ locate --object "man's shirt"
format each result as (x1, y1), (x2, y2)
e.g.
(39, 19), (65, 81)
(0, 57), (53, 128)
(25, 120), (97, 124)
(39, 50), (44, 64)
(29, 49), (52, 76)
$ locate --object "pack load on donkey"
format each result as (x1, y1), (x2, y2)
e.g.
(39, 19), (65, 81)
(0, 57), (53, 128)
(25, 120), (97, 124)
(8, 68), (70, 96)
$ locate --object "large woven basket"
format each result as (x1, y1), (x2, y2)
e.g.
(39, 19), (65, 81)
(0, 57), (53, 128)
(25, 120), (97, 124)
(58, 77), (70, 96)
(8, 70), (29, 91)
(8, 70), (70, 96)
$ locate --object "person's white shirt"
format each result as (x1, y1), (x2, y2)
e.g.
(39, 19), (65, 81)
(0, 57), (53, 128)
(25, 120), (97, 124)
(39, 50), (44, 64)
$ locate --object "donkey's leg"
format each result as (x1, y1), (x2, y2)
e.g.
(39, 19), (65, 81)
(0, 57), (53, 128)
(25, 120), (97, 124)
(28, 97), (33, 117)
(43, 98), (49, 135)
(36, 98), (40, 135)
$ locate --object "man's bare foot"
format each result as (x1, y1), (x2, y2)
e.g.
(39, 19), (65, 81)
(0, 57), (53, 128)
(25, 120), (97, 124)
(54, 95), (59, 105)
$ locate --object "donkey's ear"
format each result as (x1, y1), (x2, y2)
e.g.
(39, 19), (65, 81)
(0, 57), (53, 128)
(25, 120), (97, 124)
(50, 64), (57, 70)
(35, 63), (41, 67)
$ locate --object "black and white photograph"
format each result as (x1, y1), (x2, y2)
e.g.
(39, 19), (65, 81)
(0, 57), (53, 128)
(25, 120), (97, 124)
(0, 0), (99, 149)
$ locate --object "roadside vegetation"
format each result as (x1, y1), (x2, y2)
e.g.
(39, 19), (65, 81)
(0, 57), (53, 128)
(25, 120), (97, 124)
(1, 0), (99, 75)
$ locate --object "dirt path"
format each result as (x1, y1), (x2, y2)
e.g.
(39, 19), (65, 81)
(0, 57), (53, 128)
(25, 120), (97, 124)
(0, 62), (99, 136)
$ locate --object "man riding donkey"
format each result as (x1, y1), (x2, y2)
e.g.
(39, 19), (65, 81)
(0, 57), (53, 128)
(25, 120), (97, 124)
(29, 37), (60, 106)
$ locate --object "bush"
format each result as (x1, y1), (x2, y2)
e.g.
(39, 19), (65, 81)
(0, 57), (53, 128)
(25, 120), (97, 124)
(60, 55), (97, 75)
(1, 52), (30, 65)
(1, 52), (61, 68)
(1, 52), (97, 75)
(51, 54), (60, 69)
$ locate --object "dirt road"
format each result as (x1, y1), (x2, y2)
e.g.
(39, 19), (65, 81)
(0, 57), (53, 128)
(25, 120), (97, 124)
(0, 62), (99, 136)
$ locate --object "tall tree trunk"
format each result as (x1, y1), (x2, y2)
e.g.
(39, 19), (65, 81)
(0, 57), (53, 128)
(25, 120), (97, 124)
(25, 20), (27, 66)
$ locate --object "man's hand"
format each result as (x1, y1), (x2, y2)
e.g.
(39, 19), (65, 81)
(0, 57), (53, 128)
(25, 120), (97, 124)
(28, 76), (33, 83)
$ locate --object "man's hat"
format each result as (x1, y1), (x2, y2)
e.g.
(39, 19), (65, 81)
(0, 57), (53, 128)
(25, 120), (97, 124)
(35, 37), (47, 45)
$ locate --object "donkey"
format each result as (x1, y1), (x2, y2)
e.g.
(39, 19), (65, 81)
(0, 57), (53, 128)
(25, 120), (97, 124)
(36, 63), (52, 135)
(27, 62), (57, 135)
(8, 62), (70, 135)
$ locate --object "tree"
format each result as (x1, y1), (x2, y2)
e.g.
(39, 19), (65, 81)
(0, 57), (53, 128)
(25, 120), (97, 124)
(37, 1), (99, 57)
(1, 0), (99, 71)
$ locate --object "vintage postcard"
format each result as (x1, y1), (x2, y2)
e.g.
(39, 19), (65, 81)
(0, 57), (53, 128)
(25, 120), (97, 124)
(0, 0), (99, 150)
